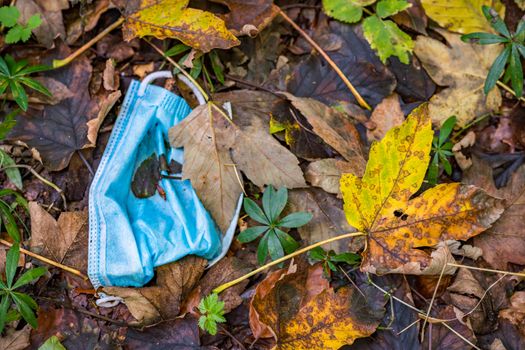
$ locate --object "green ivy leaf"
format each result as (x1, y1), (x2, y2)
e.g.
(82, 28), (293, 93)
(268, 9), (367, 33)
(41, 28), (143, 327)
(363, 15), (414, 64)
(0, 6), (20, 27)
(376, 0), (411, 18)
(322, 0), (376, 24)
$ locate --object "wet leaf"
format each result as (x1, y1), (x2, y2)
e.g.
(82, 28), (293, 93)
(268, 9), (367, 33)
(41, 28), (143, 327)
(283, 93), (366, 173)
(414, 29), (502, 127)
(463, 158), (525, 270)
(340, 104), (503, 274)
(287, 22), (396, 107)
(28, 202), (88, 273)
(422, 305), (477, 349)
(122, 0), (239, 53)
(421, 0), (505, 34)
(131, 153), (160, 198)
(9, 51), (115, 171)
(105, 256), (207, 325)
(388, 55), (436, 101)
(210, 0), (279, 36)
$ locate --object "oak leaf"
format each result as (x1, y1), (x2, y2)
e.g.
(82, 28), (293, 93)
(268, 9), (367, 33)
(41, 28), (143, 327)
(421, 0), (505, 34)
(122, 0), (239, 53)
(340, 104), (503, 274)
(414, 29), (502, 127)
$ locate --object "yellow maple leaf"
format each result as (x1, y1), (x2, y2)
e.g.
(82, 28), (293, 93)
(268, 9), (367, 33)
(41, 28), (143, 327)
(340, 104), (504, 274)
(122, 0), (240, 52)
(421, 0), (505, 34)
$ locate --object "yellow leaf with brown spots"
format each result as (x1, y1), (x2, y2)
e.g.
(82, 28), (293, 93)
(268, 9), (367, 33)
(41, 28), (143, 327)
(340, 104), (504, 274)
(122, 0), (240, 52)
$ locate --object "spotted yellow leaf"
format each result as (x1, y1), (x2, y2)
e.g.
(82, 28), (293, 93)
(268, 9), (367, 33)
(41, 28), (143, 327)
(340, 104), (504, 274)
(122, 0), (239, 52)
(421, 0), (505, 34)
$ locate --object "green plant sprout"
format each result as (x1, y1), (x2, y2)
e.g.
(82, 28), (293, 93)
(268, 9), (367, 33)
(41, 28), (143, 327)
(238, 185), (312, 265)
(0, 6), (42, 44)
(427, 116), (456, 186)
(198, 293), (226, 335)
(0, 243), (47, 333)
(308, 247), (360, 277)
(462, 6), (525, 97)
(0, 55), (51, 111)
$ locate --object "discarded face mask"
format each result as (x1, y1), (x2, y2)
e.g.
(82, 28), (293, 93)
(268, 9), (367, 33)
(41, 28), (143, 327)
(89, 71), (241, 288)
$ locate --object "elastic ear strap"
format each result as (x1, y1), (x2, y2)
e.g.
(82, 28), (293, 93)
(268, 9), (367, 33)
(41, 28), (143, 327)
(137, 70), (206, 106)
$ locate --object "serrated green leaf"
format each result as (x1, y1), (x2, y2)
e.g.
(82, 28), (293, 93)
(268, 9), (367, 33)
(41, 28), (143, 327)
(308, 247), (327, 261)
(277, 212), (313, 228)
(26, 14), (42, 30)
(243, 198), (269, 224)
(262, 185), (287, 223)
(237, 226), (268, 243)
(0, 149), (22, 189)
(363, 15), (414, 64)
(322, 0), (376, 23)
(484, 45), (510, 94)
(376, 0), (411, 18)
(0, 6), (19, 27)
(5, 243), (19, 288)
(509, 44), (523, 97)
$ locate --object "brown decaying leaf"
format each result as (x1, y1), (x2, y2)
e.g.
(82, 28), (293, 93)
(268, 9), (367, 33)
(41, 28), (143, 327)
(66, 0), (113, 45)
(500, 291), (525, 337)
(367, 93), (404, 142)
(0, 325), (31, 350)
(463, 158), (525, 270)
(104, 256), (207, 325)
(170, 92), (305, 232)
(305, 159), (357, 196)
(29, 202), (88, 273)
(86, 90), (121, 147)
(414, 29), (502, 127)
(391, 0), (428, 35)
(9, 50), (117, 171)
(287, 188), (363, 253)
(17, 0), (68, 48)
(210, 0), (279, 36)
(283, 93), (366, 173)
(422, 305), (477, 350)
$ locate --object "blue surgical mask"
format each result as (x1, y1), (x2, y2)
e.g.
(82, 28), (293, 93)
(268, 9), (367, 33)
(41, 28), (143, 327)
(88, 75), (240, 288)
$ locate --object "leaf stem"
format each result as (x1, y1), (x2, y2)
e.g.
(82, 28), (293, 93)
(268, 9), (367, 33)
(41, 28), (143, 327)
(213, 231), (365, 294)
(0, 239), (89, 280)
(277, 7), (372, 110)
(52, 17), (125, 69)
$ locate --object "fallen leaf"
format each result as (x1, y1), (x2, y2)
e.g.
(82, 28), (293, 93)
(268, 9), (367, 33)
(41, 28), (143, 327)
(363, 15), (414, 64)
(31, 77), (73, 105)
(102, 59), (119, 91)
(463, 158), (525, 270)
(122, 0), (240, 52)
(305, 159), (357, 195)
(16, 0), (68, 48)
(249, 261), (331, 339)
(414, 29), (502, 127)
(29, 202), (88, 273)
(104, 256), (207, 325)
(452, 131), (476, 170)
(0, 325), (31, 350)
(287, 22), (396, 107)
(85, 90), (121, 147)
(421, 0), (505, 34)
(66, 0), (113, 45)
(210, 0), (279, 36)
(500, 292), (525, 337)
(388, 56), (436, 101)
(340, 104), (503, 274)
(283, 93), (366, 173)
(422, 305), (477, 349)
(392, 0), (428, 35)
(287, 189), (362, 253)
(132, 62), (155, 79)
(9, 49), (116, 171)
(124, 315), (202, 349)
(170, 92), (306, 232)
(367, 93), (404, 141)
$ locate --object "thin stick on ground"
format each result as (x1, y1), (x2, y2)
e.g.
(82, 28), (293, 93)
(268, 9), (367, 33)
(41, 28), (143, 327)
(421, 260), (448, 342)
(447, 262), (525, 278)
(0, 239), (88, 280)
(213, 231), (366, 294)
(278, 7), (372, 110)
(53, 17), (125, 68)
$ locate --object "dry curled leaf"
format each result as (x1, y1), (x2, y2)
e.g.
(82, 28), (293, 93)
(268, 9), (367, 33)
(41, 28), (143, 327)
(367, 93), (404, 141)
(210, 0), (279, 36)
(340, 104), (503, 274)
(414, 29), (502, 127)
(305, 159), (357, 195)
(122, 0), (239, 52)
